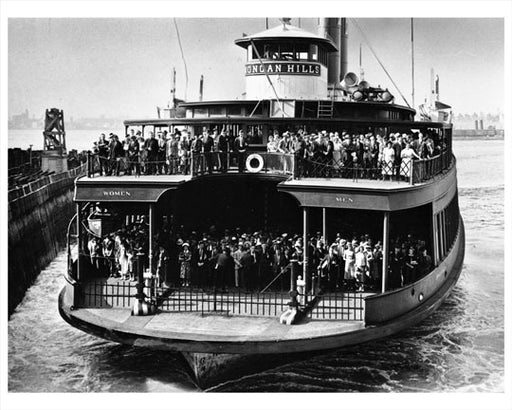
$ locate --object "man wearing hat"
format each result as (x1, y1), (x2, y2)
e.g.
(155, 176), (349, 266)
(97, 133), (109, 176)
(217, 130), (229, 172)
(202, 130), (215, 174)
(127, 132), (140, 176)
(234, 129), (248, 173)
(109, 134), (125, 176)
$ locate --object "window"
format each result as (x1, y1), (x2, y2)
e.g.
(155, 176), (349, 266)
(264, 44), (280, 60)
(194, 107), (208, 118)
(251, 44), (264, 60)
(280, 43), (295, 60)
(309, 44), (318, 61)
(227, 105), (242, 116)
(296, 44), (309, 60)
(209, 106), (226, 117)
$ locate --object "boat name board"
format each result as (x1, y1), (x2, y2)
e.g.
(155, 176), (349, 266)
(245, 62), (321, 76)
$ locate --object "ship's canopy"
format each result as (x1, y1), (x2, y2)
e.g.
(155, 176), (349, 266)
(235, 23), (338, 52)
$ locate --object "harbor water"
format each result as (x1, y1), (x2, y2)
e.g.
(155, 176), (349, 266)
(7, 139), (504, 392)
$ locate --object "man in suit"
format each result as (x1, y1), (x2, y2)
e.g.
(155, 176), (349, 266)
(109, 134), (125, 176)
(145, 132), (159, 175)
(194, 240), (210, 288)
(217, 130), (229, 173)
(127, 134), (140, 176)
(239, 245), (255, 290)
(190, 134), (203, 174)
(203, 130), (215, 174)
(234, 130), (248, 173)
(97, 133), (109, 175)
(215, 247), (234, 291)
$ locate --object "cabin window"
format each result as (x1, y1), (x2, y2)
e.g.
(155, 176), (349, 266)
(227, 105), (242, 116)
(435, 193), (460, 262)
(264, 44), (280, 60)
(251, 43), (265, 60)
(194, 107), (208, 118)
(209, 106), (226, 117)
(309, 44), (318, 61)
(280, 43), (295, 60)
(296, 44), (309, 60)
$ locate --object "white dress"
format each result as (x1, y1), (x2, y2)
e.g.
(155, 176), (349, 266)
(381, 147), (395, 176)
(400, 148), (416, 177)
(344, 249), (355, 279)
(118, 244), (130, 276)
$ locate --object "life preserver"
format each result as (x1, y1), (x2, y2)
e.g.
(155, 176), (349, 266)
(246, 153), (264, 173)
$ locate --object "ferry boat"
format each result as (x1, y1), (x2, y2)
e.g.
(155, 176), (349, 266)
(59, 18), (465, 387)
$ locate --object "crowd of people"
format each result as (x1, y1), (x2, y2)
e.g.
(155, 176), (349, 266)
(84, 212), (432, 294)
(267, 129), (443, 180)
(91, 127), (444, 180)
(92, 128), (250, 176)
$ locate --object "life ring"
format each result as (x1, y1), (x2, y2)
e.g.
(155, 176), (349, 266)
(246, 153), (264, 173)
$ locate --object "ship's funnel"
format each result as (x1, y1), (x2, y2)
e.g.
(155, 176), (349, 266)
(318, 18), (347, 87)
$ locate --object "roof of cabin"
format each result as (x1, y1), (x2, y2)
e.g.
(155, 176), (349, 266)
(235, 23), (338, 52)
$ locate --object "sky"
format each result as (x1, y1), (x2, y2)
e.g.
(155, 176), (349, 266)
(7, 17), (505, 120)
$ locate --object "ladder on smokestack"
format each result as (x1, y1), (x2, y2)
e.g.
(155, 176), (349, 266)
(317, 100), (334, 118)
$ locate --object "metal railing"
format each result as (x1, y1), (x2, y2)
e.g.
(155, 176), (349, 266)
(159, 287), (291, 317)
(308, 290), (365, 321)
(85, 150), (452, 185)
(411, 151), (452, 183)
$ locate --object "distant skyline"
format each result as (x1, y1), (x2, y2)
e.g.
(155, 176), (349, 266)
(8, 18), (504, 120)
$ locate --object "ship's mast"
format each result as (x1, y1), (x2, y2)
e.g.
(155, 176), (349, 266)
(411, 18), (415, 110)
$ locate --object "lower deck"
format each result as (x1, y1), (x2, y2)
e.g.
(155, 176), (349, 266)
(68, 305), (365, 343)
(81, 278), (369, 321)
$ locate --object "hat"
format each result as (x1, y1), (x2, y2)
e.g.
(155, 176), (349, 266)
(177, 239), (183, 246)
(182, 242), (190, 247)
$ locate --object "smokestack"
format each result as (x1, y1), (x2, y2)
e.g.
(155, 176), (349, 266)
(318, 18), (347, 87)
(199, 75), (204, 102)
(475, 120), (479, 130)
(480, 119), (484, 130)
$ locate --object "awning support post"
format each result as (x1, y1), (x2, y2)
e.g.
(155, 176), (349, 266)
(382, 211), (390, 293)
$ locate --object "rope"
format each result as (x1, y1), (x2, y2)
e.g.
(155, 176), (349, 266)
(350, 18), (411, 108)
(174, 18), (188, 101)
(260, 263), (292, 293)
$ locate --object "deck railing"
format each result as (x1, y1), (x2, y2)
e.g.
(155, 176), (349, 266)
(308, 291), (365, 321)
(79, 278), (366, 321)
(85, 149), (452, 185)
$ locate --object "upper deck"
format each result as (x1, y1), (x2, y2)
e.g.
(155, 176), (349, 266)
(76, 149), (454, 211)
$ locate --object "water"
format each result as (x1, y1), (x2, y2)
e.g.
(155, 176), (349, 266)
(7, 139), (504, 392)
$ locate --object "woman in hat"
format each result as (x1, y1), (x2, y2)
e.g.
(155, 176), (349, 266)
(178, 242), (192, 287)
